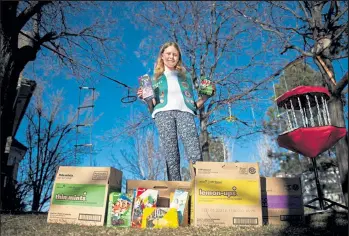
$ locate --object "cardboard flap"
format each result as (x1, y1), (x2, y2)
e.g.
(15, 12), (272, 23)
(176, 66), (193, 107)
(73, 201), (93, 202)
(193, 161), (260, 179)
(261, 177), (302, 195)
(108, 168), (122, 188)
(55, 166), (113, 184)
(126, 180), (191, 198)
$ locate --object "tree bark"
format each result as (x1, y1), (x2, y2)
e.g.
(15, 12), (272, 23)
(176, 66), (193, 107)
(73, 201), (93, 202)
(328, 96), (348, 206)
(314, 56), (348, 207)
(31, 190), (40, 212)
(1, 45), (30, 182)
(199, 109), (210, 162)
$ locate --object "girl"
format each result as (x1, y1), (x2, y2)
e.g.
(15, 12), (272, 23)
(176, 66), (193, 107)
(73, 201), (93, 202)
(137, 42), (215, 181)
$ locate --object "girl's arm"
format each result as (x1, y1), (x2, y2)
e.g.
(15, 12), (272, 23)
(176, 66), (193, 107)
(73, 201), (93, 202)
(195, 96), (208, 109)
(195, 83), (216, 109)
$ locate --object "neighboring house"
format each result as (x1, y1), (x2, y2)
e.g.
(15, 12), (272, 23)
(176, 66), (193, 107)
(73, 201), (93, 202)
(1, 75), (36, 210)
(4, 137), (27, 185)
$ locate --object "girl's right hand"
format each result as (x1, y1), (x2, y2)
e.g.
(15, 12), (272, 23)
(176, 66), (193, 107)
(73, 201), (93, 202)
(137, 88), (143, 99)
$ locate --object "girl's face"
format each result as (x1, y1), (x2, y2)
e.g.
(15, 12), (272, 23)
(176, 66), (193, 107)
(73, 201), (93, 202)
(161, 45), (180, 70)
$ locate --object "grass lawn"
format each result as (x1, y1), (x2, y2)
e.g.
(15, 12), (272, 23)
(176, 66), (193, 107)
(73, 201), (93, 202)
(1, 211), (347, 236)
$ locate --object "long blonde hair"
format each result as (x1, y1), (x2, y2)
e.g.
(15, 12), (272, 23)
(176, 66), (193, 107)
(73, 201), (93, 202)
(153, 42), (186, 80)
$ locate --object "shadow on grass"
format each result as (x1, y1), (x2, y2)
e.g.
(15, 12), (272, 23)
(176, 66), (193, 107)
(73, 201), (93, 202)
(277, 210), (348, 236)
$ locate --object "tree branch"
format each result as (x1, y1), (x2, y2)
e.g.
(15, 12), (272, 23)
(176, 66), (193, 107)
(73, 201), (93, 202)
(216, 55), (305, 106)
(331, 7), (348, 24)
(207, 116), (250, 127)
(313, 56), (336, 93)
(267, 1), (309, 22)
(39, 32), (58, 44)
(2, 2), (19, 29)
(16, 2), (52, 32)
(281, 44), (314, 56)
(333, 22), (349, 41)
(324, 0), (336, 29)
(335, 72), (348, 96)
(303, 1), (313, 17)
(298, 1), (310, 19)
(332, 54), (349, 60)
(235, 9), (284, 40)
(315, 55), (337, 85)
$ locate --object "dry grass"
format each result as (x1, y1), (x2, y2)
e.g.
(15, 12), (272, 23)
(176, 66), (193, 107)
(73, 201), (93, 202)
(1, 211), (347, 236)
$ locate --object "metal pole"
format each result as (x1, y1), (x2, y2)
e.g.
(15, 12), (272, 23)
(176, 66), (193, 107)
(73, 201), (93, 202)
(74, 87), (82, 164)
(90, 88), (95, 167)
(312, 158), (324, 210)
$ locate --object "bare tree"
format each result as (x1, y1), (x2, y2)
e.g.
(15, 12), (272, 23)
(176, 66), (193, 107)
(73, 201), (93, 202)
(120, 1), (291, 162)
(236, 0), (348, 206)
(0, 1), (122, 206)
(17, 80), (81, 211)
(110, 127), (166, 182)
(253, 134), (279, 177)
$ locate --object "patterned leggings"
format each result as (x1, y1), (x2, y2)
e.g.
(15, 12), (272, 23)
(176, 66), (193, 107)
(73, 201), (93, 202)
(154, 110), (202, 181)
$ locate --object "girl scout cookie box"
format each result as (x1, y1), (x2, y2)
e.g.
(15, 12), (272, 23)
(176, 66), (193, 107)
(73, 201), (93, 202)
(47, 166), (122, 226)
(170, 189), (189, 225)
(260, 177), (304, 225)
(131, 188), (158, 228)
(190, 161), (262, 227)
(141, 207), (179, 229)
(126, 180), (191, 226)
(107, 192), (133, 227)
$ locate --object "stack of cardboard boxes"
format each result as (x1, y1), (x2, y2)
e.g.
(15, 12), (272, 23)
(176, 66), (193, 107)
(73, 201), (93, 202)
(47, 162), (304, 227)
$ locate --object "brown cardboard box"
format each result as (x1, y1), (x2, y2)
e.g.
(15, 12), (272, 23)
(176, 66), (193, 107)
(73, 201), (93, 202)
(260, 177), (304, 225)
(126, 180), (191, 226)
(47, 166), (122, 226)
(190, 161), (262, 227)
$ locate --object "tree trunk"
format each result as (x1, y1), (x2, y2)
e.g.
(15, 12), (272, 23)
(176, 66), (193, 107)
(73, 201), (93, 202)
(199, 110), (210, 161)
(31, 190), (40, 212)
(0, 50), (21, 211)
(0, 34), (31, 211)
(328, 96), (348, 206)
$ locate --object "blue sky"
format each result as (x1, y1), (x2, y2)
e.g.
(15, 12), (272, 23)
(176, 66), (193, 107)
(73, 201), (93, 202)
(17, 2), (348, 179)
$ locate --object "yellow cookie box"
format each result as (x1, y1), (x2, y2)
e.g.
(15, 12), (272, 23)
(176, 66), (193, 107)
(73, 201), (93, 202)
(141, 207), (179, 229)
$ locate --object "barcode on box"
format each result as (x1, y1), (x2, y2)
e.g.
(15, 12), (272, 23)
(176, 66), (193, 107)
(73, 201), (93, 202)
(280, 215), (303, 221)
(78, 214), (102, 222)
(233, 217), (258, 225)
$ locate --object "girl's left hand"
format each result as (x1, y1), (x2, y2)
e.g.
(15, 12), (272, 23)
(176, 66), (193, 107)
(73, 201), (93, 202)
(211, 83), (216, 96)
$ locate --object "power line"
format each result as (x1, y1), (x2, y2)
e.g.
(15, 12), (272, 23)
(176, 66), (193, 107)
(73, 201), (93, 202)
(19, 31), (132, 89)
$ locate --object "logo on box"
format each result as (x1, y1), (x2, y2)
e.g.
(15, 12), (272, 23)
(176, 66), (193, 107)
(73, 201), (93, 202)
(239, 168), (248, 174)
(239, 167), (257, 175)
(292, 184), (299, 191)
(283, 184), (300, 191)
(58, 173), (73, 179)
(199, 186), (238, 198)
(249, 167), (256, 174)
(92, 171), (108, 180)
